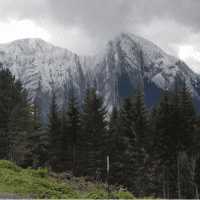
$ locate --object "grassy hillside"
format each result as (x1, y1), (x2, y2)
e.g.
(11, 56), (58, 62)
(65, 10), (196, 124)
(0, 159), (163, 199)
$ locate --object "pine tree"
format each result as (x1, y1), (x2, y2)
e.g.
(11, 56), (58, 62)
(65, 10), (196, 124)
(176, 150), (200, 199)
(163, 84), (184, 199)
(142, 101), (164, 198)
(192, 114), (200, 195)
(7, 105), (33, 166)
(65, 87), (83, 173)
(0, 94), (9, 160)
(8, 89), (37, 165)
(56, 108), (74, 173)
(183, 121), (200, 199)
(178, 78), (199, 158)
(75, 85), (109, 182)
(70, 86), (91, 178)
(57, 86), (83, 175)
(43, 93), (63, 173)
(26, 98), (46, 169)
(122, 82), (159, 198)
(0, 62), (23, 161)
(145, 79), (200, 199)
(99, 106), (128, 187)
(152, 78), (200, 199)
(17, 95), (50, 170)
(106, 92), (141, 196)
(0, 103), (28, 164)
(3, 87), (47, 169)
(143, 87), (178, 199)
(171, 78), (200, 198)
(0, 62), (36, 165)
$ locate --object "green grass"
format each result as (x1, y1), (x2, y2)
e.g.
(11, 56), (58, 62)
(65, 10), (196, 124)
(0, 159), (163, 199)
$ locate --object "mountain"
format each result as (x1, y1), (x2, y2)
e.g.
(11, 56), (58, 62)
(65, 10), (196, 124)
(1, 31), (200, 138)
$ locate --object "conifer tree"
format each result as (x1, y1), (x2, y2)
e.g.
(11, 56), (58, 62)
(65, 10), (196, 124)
(0, 93), (9, 160)
(65, 87), (83, 172)
(178, 78), (199, 158)
(141, 87), (178, 199)
(26, 98), (47, 168)
(17, 95), (50, 170)
(0, 103), (27, 164)
(151, 88), (181, 199)
(2, 88), (46, 168)
(43, 93), (63, 172)
(9, 90), (37, 164)
(122, 82), (158, 198)
(99, 106), (128, 187)
(0, 62), (23, 161)
(170, 78), (200, 198)
(142, 100), (166, 198)
(0, 62), (36, 165)
(56, 108), (74, 173)
(192, 114), (200, 193)
(146, 87), (180, 199)
(75, 85), (109, 181)
(176, 150), (200, 199)
(107, 92), (140, 195)
(146, 101), (162, 157)
(165, 84), (184, 198)
(145, 79), (200, 199)
(57, 86), (83, 175)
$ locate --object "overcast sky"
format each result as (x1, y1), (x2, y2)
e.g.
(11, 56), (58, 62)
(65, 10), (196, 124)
(0, 0), (200, 75)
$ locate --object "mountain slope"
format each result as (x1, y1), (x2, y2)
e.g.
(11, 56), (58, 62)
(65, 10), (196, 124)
(0, 32), (200, 132)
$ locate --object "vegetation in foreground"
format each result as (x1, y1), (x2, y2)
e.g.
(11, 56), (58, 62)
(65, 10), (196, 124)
(0, 159), (164, 199)
(0, 61), (199, 199)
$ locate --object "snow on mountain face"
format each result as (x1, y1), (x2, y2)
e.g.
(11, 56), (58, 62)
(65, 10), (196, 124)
(0, 32), (200, 132)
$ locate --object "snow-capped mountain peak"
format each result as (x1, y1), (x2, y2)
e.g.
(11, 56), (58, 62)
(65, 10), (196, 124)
(0, 32), (200, 130)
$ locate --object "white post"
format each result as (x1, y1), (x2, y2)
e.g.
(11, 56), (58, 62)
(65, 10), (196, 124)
(107, 156), (110, 196)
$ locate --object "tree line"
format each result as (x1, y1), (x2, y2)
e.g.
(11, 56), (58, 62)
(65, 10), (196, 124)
(0, 61), (200, 199)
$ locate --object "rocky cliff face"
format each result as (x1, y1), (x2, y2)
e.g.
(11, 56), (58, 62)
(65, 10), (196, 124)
(0, 32), (200, 135)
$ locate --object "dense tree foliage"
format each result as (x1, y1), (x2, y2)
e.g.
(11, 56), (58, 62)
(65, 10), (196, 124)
(144, 78), (200, 199)
(56, 86), (83, 175)
(104, 92), (139, 195)
(0, 62), (38, 165)
(1, 60), (200, 198)
(17, 96), (50, 170)
(148, 87), (178, 199)
(0, 62), (25, 161)
(172, 78), (200, 199)
(122, 82), (160, 198)
(56, 108), (75, 173)
(74, 85), (109, 181)
(43, 93), (63, 172)
(100, 106), (127, 187)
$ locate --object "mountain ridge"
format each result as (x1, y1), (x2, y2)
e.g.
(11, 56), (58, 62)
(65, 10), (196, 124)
(0, 31), (200, 133)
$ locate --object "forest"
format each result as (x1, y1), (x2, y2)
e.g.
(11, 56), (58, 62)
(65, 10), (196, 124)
(0, 61), (200, 199)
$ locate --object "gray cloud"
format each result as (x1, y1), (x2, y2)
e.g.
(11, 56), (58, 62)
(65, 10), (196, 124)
(1, 0), (200, 72)
(44, 0), (135, 41)
(2, 0), (200, 43)
(44, 0), (200, 37)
